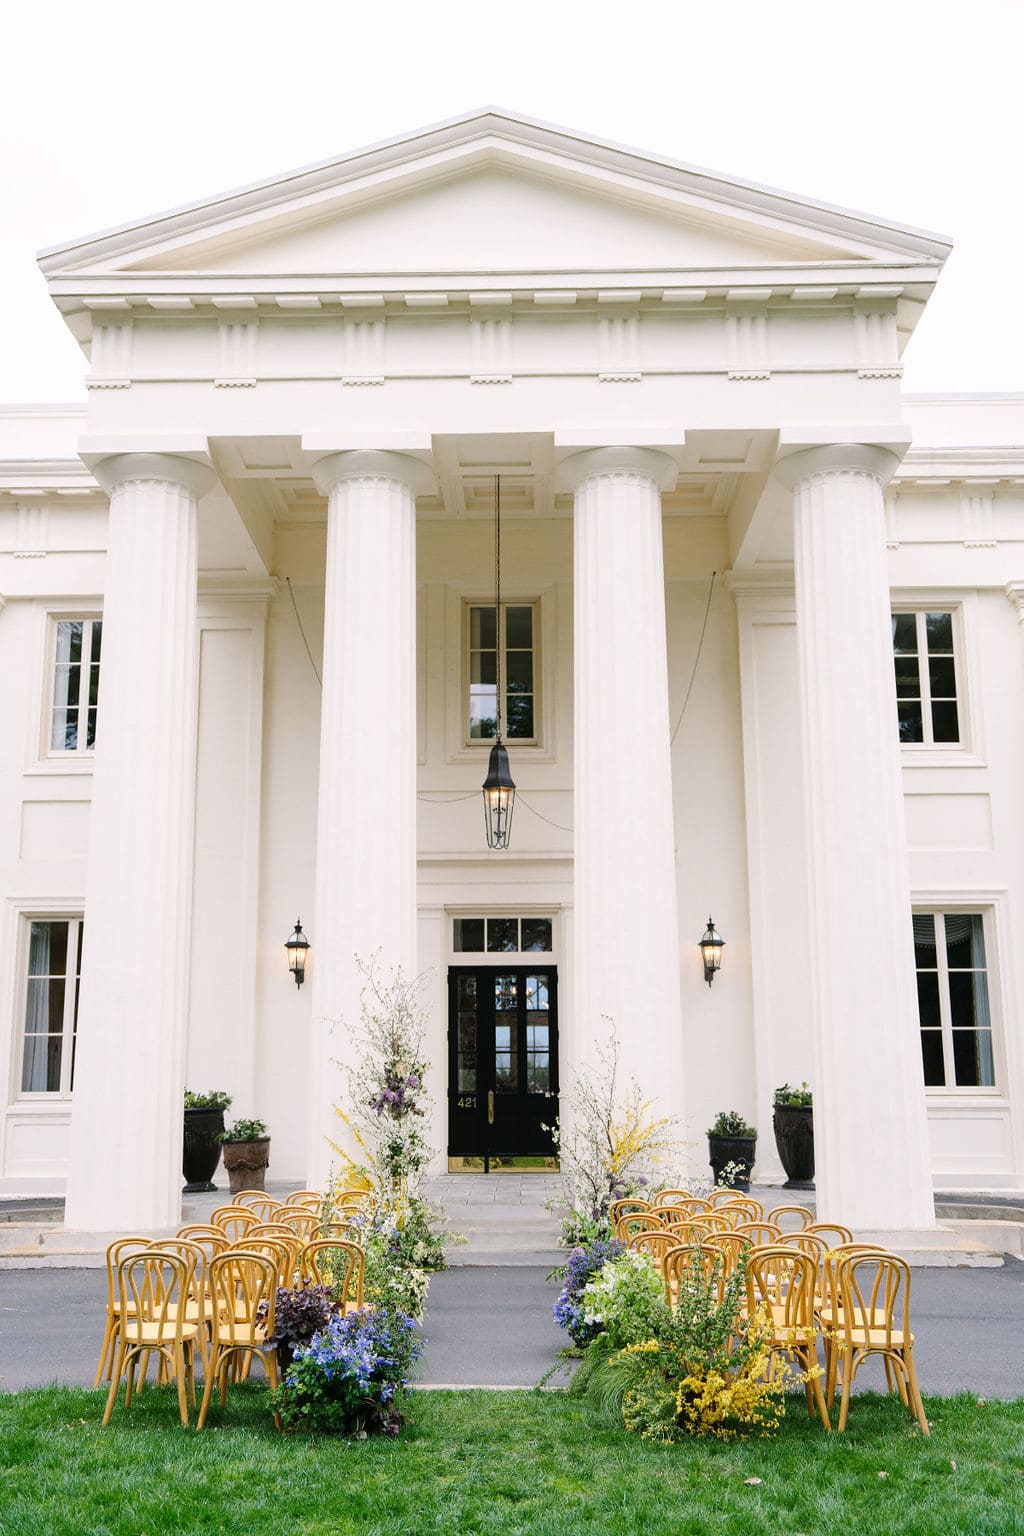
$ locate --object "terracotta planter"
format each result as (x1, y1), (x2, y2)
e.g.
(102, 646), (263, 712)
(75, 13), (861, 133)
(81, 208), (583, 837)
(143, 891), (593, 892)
(221, 1137), (271, 1194)
(773, 1104), (815, 1189)
(707, 1134), (756, 1192)
(182, 1106), (225, 1193)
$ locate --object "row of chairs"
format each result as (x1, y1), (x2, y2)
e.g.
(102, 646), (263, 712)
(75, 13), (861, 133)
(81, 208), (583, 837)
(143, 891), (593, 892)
(610, 1194), (927, 1435)
(97, 1186), (372, 1429)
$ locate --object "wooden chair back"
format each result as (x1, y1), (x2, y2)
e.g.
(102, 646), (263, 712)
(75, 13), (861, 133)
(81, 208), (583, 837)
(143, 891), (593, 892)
(627, 1229), (677, 1267)
(210, 1205), (260, 1242)
(652, 1197), (713, 1224)
(619, 1210), (663, 1240)
(207, 1250), (278, 1346)
(177, 1223), (229, 1248)
(664, 1242), (729, 1304)
(285, 1189), (323, 1209)
(267, 1207), (319, 1241)
(652, 1190), (703, 1209)
(833, 1251), (928, 1434)
(248, 1221), (297, 1239)
(732, 1221), (782, 1245)
(703, 1231), (752, 1276)
(713, 1197), (764, 1225)
(242, 1237), (300, 1287)
(745, 1245), (817, 1332)
(230, 1193), (281, 1222)
(610, 1198), (651, 1231)
(767, 1204), (815, 1231)
(777, 1230), (830, 1264)
(302, 1239), (365, 1306)
(118, 1248), (195, 1343)
(805, 1221), (854, 1247)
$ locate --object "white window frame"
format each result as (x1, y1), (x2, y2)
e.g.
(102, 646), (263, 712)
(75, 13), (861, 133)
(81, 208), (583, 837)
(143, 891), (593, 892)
(891, 592), (984, 766)
(449, 912), (558, 959)
(32, 607), (104, 770)
(464, 598), (540, 747)
(912, 901), (1003, 1097)
(444, 584), (559, 765)
(14, 913), (83, 1101)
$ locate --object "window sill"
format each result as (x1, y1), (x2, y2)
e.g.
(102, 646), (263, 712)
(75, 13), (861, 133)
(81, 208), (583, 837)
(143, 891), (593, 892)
(924, 1091), (1007, 1105)
(24, 760), (95, 778)
(9, 1098), (72, 1112)
(900, 749), (987, 771)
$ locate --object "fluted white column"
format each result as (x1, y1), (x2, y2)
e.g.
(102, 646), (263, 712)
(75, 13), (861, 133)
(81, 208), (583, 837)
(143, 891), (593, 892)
(561, 447), (686, 1128)
(65, 453), (213, 1231)
(779, 444), (934, 1231)
(306, 451), (429, 1189)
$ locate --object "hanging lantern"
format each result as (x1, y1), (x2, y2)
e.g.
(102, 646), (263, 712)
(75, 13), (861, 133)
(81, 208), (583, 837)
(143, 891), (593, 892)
(699, 916), (724, 986)
(482, 473), (516, 848)
(285, 919), (310, 987)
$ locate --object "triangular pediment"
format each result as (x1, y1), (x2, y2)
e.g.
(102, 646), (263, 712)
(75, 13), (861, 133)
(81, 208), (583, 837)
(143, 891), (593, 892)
(40, 109), (951, 285)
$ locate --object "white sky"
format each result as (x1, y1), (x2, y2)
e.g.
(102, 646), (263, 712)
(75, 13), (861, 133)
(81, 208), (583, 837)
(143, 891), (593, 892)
(2, 0), (1021, 402)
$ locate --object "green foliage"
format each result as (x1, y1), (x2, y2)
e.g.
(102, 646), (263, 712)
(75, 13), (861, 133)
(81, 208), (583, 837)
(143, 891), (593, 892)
(217, 1117), (268, 1142)
(579, 1249), (672, 1350)
(707, 1109), (756, 1138)
(774, 1081), (813, 1108)
(3, 1385), (1022, 1536)
(183, 1087), (231, 1111)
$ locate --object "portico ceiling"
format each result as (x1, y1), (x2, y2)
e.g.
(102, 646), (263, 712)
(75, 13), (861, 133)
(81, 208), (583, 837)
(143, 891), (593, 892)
(209, 430), (775, 528)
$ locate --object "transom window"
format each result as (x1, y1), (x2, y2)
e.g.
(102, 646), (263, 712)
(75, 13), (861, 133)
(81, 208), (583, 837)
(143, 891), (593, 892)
(913, 912), (994, 1088)
(453, 916), (553, 953)
(468, 603), (536, 741)
(21, 918), (83, 1096)
(50, 618), (102, 753)
(892, 611), (959, 745)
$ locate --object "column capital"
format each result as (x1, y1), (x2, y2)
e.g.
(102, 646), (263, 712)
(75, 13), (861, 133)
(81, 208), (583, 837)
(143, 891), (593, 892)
(311, 449), (435, 499)
(556, 445), (678, 494)
(91, 452), (215, 499)
(775, 443), (900, 490)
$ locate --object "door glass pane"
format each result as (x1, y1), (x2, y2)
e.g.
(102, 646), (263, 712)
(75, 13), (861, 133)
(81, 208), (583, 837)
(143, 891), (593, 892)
(458, 974), (477, 1006)
(454, 919), (485, 953)
(521, 918), (552, 952)
(494, 975), (517, 1009)
(526, 1057), (549, 1091)
(527, 1024), (549, 1051)
(458, 1014), (476, 1052)
(488, 921), (519, 954)
(525, 975), (549, 1011)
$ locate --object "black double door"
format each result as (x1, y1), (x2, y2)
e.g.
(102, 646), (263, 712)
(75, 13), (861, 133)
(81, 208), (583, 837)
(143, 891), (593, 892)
(447, 967), (558, 1166)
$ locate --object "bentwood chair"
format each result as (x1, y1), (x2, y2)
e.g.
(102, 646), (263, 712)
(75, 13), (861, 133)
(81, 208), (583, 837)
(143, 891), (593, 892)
(709, 1191), (764, 1219)
(703, 1231), (752, 1277)
(745, 1246), (831, 1430)
(102, 1250), (200, 1428)
(627, 1229), (678, 1269)
(210, 1205), (260, 1243)
(818, 1242), (893, 1401)
(732, 1221), (782, 1245)
(767, 1204), (815, 1231)
(664, 1242), (729, 1308)
(713, 1197), (765, 1225)
(268, 1207), (319, 1242)
(619, 1211), (663, 1241)
(285, 1189), (324, 1209)
(243, 1236), (301, 1289)
(94, 1236), (151, 1387)
(230, 1193), (282, 1222)
(832, 1252), (928, 1434)
(197, 1251), (280, 1430)
(653, 1191), (706, 1211)
(652, 1198), (714, 1225)
(302, 1239), (365, 1308)
(805, 1222), (854, 1248)
(610, 1198), (651, 1235)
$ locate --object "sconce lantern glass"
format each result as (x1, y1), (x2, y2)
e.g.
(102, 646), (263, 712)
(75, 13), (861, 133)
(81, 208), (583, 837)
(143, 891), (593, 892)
(482, 739), (516, 849)
(699, 916), (724, 986)
(286, 918), (310, 987)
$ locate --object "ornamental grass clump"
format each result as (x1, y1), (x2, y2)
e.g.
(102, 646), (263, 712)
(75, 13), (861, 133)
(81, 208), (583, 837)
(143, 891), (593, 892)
(552, 1236), (625, 1347)
(273, 1306), (420, 1438)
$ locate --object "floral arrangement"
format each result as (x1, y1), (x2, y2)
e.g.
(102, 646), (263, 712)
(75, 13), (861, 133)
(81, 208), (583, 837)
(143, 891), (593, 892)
(552, 1236), (625, 1347)
(579, 1248), (673, 1351)
(273, 1305), (420, 1438)
(258, 1282), (341, 1370)
(548, 1036), (682, 1245)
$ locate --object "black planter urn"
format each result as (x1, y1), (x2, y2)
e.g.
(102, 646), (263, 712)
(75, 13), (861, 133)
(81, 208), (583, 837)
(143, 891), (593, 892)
(707, 1134), (756, 1192)
(182, 1106), (225, 1193)
(773, 1105), (815, 1189)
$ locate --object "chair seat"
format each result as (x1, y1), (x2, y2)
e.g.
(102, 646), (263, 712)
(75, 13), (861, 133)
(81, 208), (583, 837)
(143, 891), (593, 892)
(209, 1322), (269, 1348)
(123, 1320), (200, 1346)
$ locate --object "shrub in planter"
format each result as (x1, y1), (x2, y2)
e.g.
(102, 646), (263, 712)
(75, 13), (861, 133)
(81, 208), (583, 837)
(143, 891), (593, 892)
(273, 1305), (420, 1437)
(182, 1089), (232, 1193)
(706, 1110), (757, 1191)
(217, 1117), (270, 1194)
(772, 1082), (814, 1189)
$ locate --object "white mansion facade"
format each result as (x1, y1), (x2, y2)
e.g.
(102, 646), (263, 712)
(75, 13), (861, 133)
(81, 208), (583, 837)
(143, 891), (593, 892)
(1, 110), (1022, 1233)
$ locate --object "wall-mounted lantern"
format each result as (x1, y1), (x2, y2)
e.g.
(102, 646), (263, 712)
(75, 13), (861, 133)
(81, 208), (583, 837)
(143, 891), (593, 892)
(286, 919), (310, 987)
(699, 916), (724, 986)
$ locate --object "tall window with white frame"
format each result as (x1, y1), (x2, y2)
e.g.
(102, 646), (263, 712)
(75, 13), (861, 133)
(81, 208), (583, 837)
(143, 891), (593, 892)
(913, 912), (994, 1088)
(467, 603), (536, 743)
(892, 610), (959, 745)
(50, 618), (102, 753)
(20, 918), (83, 1095)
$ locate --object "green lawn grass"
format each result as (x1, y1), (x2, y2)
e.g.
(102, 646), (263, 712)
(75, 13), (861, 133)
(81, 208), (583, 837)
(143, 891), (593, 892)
(1, 1384), (1022, 1536)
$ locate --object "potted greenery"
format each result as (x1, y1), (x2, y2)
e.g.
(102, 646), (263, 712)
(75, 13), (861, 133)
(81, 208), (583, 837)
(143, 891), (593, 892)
(218, 1117), (271, 1194)
(183, 1089), (232, 1193)
(706, 1109), (757, 1191)
(772, 1082), (814, 1189)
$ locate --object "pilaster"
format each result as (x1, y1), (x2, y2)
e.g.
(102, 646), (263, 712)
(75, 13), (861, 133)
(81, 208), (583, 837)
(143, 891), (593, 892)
(65, 451), (213, 1231)
(778, 443), (934, 1231)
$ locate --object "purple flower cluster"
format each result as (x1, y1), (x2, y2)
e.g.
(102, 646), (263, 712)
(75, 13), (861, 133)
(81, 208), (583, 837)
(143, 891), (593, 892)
(553, 1236), (624, 1346)
(370, 1065), (424, 1120)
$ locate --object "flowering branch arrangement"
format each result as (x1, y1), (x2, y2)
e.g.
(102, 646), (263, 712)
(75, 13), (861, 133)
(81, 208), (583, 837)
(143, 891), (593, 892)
(273, 1305), (420, 1438)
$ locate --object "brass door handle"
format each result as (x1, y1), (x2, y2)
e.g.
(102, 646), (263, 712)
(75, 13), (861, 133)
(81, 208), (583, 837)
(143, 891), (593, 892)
(487, 1090), (495, 1125)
